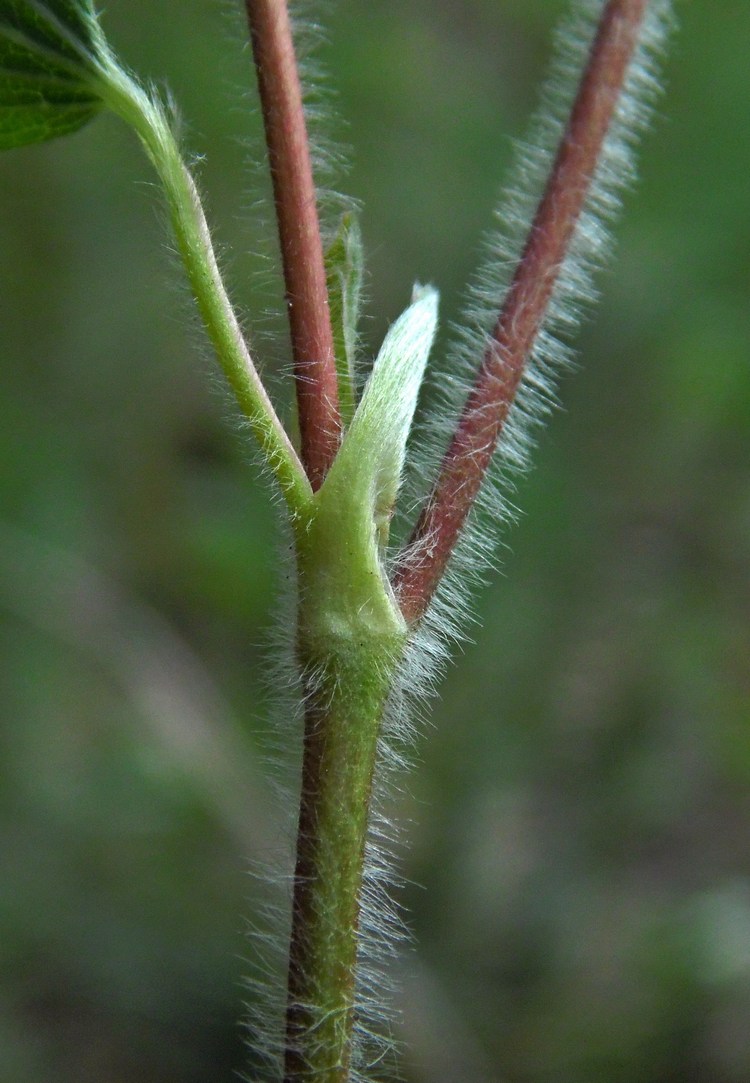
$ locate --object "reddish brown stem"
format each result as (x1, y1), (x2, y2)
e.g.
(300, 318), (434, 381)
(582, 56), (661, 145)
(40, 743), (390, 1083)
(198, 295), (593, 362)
(245, 0), (340, 491)
(394, 0), (647, 624)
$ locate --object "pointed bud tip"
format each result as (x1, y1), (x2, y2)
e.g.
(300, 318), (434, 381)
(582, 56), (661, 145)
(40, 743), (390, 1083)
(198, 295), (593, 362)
(411, 281), (439, 310)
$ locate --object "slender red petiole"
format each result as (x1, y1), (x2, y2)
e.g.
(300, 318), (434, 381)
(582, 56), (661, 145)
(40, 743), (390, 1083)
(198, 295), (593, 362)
(244, 0), (341, 491)
(394, 0), (648, 624)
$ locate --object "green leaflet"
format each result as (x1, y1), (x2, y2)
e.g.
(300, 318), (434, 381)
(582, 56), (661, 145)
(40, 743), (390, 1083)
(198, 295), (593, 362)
(0, 0), (102, 148)
(325, 211), (364, 429)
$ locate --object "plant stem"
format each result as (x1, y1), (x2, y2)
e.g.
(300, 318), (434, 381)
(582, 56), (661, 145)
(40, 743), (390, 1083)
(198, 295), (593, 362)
(394, 0), (648, 624)
(284, 465), (409, 1078)
(97, 66), (313, 515)
(245, 0), (341, 491)
(284, 639), (400, 1082)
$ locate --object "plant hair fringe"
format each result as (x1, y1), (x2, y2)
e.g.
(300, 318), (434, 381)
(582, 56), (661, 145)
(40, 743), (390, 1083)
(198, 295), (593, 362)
(399, 0), (673, 681)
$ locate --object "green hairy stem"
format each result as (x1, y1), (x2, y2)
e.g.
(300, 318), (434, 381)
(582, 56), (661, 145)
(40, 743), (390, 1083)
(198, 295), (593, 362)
(93, 50), (313, 515)
(286, 617), (403, 1080)
(283, 495), (404, 1079)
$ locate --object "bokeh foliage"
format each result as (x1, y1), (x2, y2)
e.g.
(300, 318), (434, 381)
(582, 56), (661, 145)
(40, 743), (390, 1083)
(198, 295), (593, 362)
(1, 1), (749, 1080)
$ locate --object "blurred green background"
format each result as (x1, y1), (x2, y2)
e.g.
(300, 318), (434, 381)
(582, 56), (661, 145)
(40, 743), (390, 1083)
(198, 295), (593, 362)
(1, 1), (749, 1080)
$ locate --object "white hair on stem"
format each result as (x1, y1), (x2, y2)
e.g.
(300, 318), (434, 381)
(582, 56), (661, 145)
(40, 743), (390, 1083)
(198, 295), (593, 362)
(399, 0), (673, 673)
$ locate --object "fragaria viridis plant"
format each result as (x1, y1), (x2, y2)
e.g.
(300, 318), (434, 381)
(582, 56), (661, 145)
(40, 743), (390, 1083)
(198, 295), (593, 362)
(0, 0), (673, 1078)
